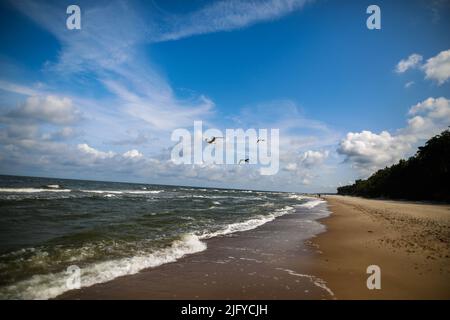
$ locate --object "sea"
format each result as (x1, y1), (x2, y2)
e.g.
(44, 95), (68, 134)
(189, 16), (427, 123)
(0, 175), (327, 299)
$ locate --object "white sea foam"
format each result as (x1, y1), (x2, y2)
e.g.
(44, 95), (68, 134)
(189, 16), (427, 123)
(0, 234), (206, 300)
(0, 188), (163, 194)
(199, 206), (295, 239)
(0, 188), (71, 193)
(276, 267), (335, 298)
(103, 194), (116, 198)
(297, 198), (326, 209)
(287, 194), (326, 209)
(80, 190), (162, 194)
(287, 194), (306, 200)
(45, 184), (61, 189)
(125, 190), (163, 194)
(81, 190), (124, 194)
(0, 193), (325, 300)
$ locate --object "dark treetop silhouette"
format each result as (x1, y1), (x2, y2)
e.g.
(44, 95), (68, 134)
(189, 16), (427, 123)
(337, 129), (450, 202)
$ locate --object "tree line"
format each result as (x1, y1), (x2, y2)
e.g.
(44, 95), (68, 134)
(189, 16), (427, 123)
(337, 129), (450, 202)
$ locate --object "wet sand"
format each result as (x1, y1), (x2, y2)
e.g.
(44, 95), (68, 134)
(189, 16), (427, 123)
(58, 204), (334, 299)
(308, 195), (450, 299)
(58, 195), (450, 300)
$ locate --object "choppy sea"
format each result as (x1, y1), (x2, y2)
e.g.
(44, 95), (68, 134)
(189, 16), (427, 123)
(0, 175), (326, 299)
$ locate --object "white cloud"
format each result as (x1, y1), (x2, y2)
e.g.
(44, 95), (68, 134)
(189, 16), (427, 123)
(10, 0), (215, 133)
(409, 97), (450, 119)
(338, 130), (409, 172)
(0, 80), (40, 96)
(300, 150), (329, 167)
(422, 49), (450, 85)
(404, 81), (414, 88)
(395, 53), (423, 73)
(123, 149), (143, 159)
(280, 148), (330, 189)
(77, 143), (115, 159)
(77, 144), (144, 162)
(1, 0), (338, 192)
(10, 95), (79, 125)
(284, 162), (297, 171)
(396, 49), (450, 85)
(153, 0), (311, 42)
(338, 97), (450, 174)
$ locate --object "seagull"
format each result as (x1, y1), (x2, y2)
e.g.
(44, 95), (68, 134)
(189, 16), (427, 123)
(205, 136), (223, 144)
(239, 158), (249, 164)
(257, 138), (265, 143)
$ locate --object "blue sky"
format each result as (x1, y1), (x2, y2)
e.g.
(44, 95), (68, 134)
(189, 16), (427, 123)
(0, 0), (449, 192)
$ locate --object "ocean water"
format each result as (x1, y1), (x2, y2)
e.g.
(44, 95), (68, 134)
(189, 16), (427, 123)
(0, 175), (326, 299)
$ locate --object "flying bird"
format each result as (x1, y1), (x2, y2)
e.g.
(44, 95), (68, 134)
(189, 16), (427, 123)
(205, 136), (223, 144)
(239, 158), (249, 164)
(257, 138), (265, 143)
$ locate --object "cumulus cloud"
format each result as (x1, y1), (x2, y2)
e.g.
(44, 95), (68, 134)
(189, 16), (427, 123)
(123, 149), (143, 159)
(77, 143), (115, 160)
(8, 95), (79, 124)
(281, 149), (329, 188)
(396, 49), (450, 85)
(422, 49), (450, 84)
(338, 97), (450, 174)
(338, 131), (410, 173)
(299, 150), (329, 167)
(395, 54), (423, 73)
(409, 97), (450, 119)
(77, 144), (146, 161)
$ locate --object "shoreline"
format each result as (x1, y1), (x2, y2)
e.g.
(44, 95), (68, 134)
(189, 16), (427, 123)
(57, 202), (333, 299)
(308, 195), (450, 299)
(56, 195), (450, 300)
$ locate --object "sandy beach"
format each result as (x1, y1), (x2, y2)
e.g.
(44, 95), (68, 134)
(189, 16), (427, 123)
(57, 195), (450, 300)
(308, 195), (450, 299)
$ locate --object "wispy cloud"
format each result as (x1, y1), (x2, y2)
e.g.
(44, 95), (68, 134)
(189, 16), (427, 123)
(151, 0), (311, 42)
(395, 53), (423, 73)
(1, 0), (338, 192)
(9, 0), (215, 132)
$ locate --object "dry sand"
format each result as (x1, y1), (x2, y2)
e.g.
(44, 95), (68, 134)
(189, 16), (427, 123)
(308, 195), (450, 299)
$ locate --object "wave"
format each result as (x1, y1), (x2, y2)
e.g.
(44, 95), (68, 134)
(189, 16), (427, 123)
(0, 234), (206, 300)
(80, 190), (163, 194)
(286, 194), (326, 209)
(276, 268), (334, 298)
(199, 206), (295, 239)
(0, 195), (323, 299)
(44, 184), (62, 189)
(297, 199), (326, 209)
(0, 188), (71, 193)
(287, 194), (306, 200)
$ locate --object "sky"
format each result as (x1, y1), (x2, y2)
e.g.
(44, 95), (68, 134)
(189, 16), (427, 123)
(0, 0), (449, 192)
